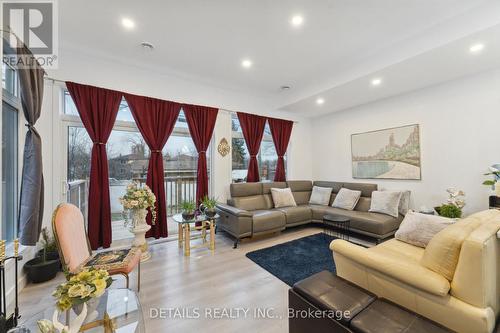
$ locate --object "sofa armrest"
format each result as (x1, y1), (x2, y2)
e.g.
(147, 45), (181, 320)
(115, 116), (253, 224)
(216, 203), (252, 217)
(330, 240), (450, 297)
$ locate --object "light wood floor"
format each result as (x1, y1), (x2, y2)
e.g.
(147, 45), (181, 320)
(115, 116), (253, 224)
(19, 226), (370, 333)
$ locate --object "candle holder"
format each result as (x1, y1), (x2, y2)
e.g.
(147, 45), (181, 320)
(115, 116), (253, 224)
(0, 239), (23, 330)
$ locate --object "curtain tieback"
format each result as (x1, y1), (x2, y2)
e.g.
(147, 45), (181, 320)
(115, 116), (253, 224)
(199, 150), (206, 154)
(93, 142), (105, 145)
(278, 155), (285, 158)
(151, 150), (162, 153)
(250, 155), (258, 158)
(24, 123), (35, 129)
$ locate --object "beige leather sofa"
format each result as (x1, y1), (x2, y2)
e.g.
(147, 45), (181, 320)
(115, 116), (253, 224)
(330, 209), (500, 333)
(216, 180), (404, 247)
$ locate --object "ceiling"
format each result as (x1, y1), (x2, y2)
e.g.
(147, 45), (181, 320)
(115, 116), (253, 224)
(57, 0), (500, 117)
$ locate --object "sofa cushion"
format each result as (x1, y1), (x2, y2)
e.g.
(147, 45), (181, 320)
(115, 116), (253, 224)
(310, 204), (330, 221)
(332, 188), (362, 211)
(342, 182), (378, 197)
(271, 188), (297, 208)
(399, 190), (411, 215)
(277, 205), (312, 224)
(354, 197), (371, 212)
(421, 217), (482, 281)
(370, 238), (425, 263)
(251, 210), (286, 233)
(230, 182), (262, 197)
(230, 195), (269, 211)
(369, 191), (402, 218)
(309, 186), (332, 205)
(313, 181), (343, 193)
(262, 182), (287, 194)
(287, 180), (313, 192)
(324, 207), (403, 236)
(287, 180), (312, 205)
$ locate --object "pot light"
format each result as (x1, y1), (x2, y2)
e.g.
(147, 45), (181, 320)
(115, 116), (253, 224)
(316, 98), (325, 105)
(469, 43), (485, 54)
(121, 17), (136, 30)
(371, 78), (382, 86)
(291, 15), (304, 27)
(241, 59), (253, 68)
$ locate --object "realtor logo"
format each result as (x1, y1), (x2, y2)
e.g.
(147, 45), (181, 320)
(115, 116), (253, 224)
(2, 0), (58, 68)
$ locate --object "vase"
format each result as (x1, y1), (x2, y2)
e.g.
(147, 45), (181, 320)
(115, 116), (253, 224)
(495, 183), (500, 197)
(130, 208), (152, 262)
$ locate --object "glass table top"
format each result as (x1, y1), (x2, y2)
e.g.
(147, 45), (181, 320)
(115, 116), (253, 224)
(19, 288), (144, 333)
(172, 213), (219, 224)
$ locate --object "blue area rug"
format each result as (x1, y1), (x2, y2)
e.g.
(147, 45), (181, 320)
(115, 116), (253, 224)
(246, 233), (336, 286)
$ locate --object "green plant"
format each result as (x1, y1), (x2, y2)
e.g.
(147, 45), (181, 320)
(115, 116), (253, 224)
(201, 196), (217, 209)
(180, 201), (196, 213)
(483, 167), (500, 186)
(437, 204), (462, 218)
(40, 227), (58, 262)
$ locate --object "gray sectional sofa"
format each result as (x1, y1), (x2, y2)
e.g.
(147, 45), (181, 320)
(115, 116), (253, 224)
(215, 180), (404, 247)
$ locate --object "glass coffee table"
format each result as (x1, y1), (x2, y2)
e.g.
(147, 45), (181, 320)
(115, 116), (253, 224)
(172, 213), (218, 256)
(19, 288), (144, 332)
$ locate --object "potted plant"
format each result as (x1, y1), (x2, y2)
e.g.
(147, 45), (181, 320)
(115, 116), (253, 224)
(435, 188), (465, 218)
(201, 196), (218, 218)
(24, 228), (61, 283)
(483, 166), (500, 196)
(436, 204), (462, 218)
(37, 227), (60, 266)
(181, 201), (196, 221)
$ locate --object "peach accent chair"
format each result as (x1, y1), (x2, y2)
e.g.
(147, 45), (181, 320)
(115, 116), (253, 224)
(52, 203), (142, 291)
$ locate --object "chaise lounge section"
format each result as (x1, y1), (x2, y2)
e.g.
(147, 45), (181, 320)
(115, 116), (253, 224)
(216, 180), (404, 247)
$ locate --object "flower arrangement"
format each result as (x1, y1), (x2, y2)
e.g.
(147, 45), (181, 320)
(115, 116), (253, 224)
(52, 268), (112, 312)
(119, 182), (157, 226)
(435, 188), (465, 218)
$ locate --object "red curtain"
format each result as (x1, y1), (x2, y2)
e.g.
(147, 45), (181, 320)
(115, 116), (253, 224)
(268, 117), (294, 182)
(66, 82), (122, 249)
(183, 104), (218, 204)
(237, 112), (267, 182)
(124, 94), (181, 239)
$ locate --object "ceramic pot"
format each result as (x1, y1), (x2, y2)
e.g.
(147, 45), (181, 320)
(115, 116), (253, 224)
(182, 211), (195, 221)
(130, 208), (152, 261)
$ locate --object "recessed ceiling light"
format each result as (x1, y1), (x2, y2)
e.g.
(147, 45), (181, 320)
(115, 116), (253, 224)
(469, 43), (485, 54)
(121, 17), (136, 30)
(241, 59), (253, 68)
(291, 15), (304, 27)
(371, 78), (382, 86)
(280, 85), (291, 90)
(316, 98), (325, 105)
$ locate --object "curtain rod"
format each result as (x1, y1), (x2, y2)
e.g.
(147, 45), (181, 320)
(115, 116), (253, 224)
(43, 76), (299, 123)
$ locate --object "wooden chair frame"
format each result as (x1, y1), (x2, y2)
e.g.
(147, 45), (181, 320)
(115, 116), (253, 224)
(52, 203), (141, 292)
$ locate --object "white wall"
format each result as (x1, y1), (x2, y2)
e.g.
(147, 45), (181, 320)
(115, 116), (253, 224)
(310, 69), (500, 214)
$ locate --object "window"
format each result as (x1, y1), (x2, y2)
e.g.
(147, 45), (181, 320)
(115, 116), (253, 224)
(2, 61), (19, 242)
(231, 114), (284, 182)
(64, 91), (208, 241)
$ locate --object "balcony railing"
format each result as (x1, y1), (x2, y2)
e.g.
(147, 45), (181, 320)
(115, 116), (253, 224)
(67, 171), (198, 223)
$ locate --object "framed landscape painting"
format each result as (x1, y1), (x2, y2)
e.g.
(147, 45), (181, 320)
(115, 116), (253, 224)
(351, 124), (421, 180)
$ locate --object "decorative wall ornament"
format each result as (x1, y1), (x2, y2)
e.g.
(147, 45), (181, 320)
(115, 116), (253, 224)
(217, 138), (230, 157)
(351, 124), (421, 180)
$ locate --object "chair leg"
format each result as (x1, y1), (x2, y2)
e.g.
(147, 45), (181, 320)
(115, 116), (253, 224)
(137, 260), (141, 293)
(125, 273), (130, 289)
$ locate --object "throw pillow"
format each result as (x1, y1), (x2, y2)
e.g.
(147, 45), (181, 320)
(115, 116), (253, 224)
(369, 191), (402, 218)
(395, 211), (454, 248)
(332, 188), (362, 211)
(270, 188), (297, 208)
(398, 190), (411, 215)
(309, 186), (333, 205)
